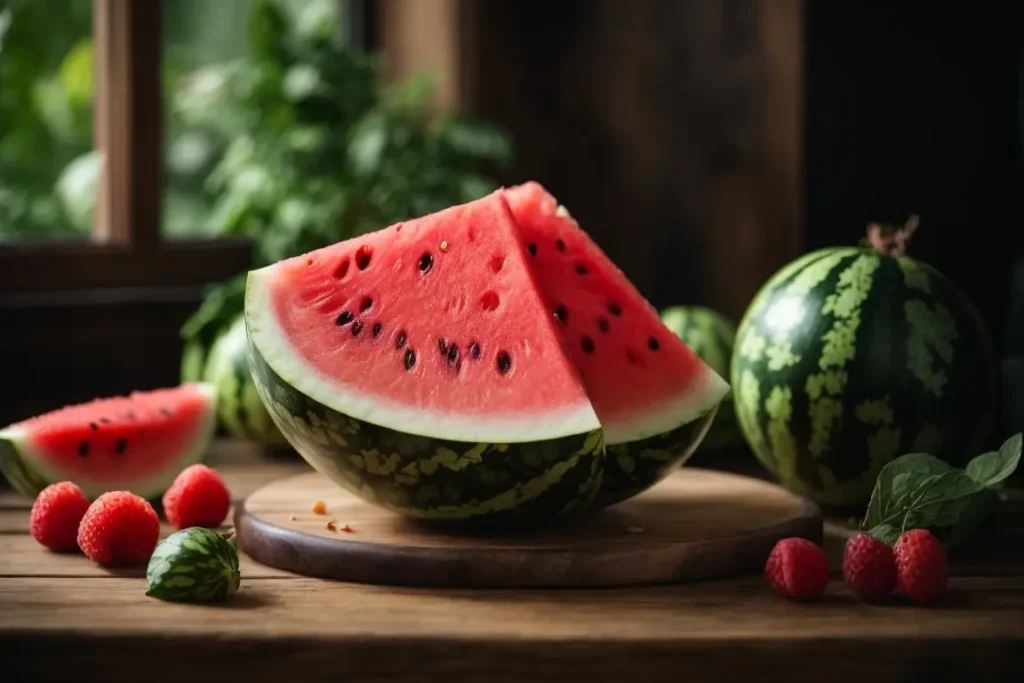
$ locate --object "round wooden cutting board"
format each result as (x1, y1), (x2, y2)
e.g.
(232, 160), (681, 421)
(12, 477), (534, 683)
(235, 468), (821, 588)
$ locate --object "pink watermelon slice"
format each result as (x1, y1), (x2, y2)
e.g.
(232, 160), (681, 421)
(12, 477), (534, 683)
(503, 181), (729, 504)
(244, 188), (727, 523)
(0, 383), (217, 500)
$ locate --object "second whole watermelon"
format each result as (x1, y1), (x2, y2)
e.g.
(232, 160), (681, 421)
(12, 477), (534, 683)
(731, 241), (998, 509)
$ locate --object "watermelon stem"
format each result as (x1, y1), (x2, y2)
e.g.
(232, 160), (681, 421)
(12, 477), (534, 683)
(863, 214), (920, 257)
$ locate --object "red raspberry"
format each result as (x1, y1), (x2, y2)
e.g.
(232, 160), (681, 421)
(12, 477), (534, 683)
(77, 491), (160, 566)
(765, 537), (830, 601)
(843, 534), (897, 602)
(162, 464), (231, 529)
(894, 528), (948, 603)
(29, 481), (91, 552)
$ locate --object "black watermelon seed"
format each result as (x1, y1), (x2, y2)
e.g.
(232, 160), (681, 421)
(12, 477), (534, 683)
(360, 296), (373, 312)
(418, 253), (434, 273)
(396, 331), (407, 349)
(469, 342), (481, 359)
(355, 245), (372, 270)
(372, 322), (383, 338)
(336, 311), (354, 326)
(115, 437), (127, 455)
(575, 263), (588, 275)
(556, 238), (566, 252)
(404, 349), (416, 370)
(447, 344), (460, 367)
(554, 305), (568, 324)
(598, 318), (610, 333)
(159, 408), (172, 417)
(78, 441), (89, 457)
(438, 337), (448, 355)
(89, 422), (98, 431)
(581, 336), (595, 354)
(648, 336), (660, 351)
(497, 351), (512, 374)
(528, 243), (537, 257)
(608, 302), (622, 316)
(352, 320), (364, 337)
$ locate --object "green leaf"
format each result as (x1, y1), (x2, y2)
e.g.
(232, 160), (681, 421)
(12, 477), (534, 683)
(862, 453), (952, 529)
(439, 116), (513, 166)
(348, 112), (387, 177)
(966, 433), (1022, 487)
(897, 471), (985, 530)
(866, 523), (901, 546)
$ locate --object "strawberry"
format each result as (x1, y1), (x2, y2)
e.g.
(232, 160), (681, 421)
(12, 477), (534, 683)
(29, 481), (91, 552)
(77, 491), (160, 566)
(894, 528), (948, 603)
(162, 464), (231, 529)
(765, 537), (830, 601)
(843, 533), (897, 602)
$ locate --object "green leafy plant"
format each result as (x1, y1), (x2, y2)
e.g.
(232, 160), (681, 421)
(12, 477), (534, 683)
(178, 0), (513, 359)
(860, 432), (1022, 548)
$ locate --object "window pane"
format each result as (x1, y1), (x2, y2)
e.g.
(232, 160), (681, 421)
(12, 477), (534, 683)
(0, 0), (95, 242)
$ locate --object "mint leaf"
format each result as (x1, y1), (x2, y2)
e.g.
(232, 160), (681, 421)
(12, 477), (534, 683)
(862, 453), (953, 529)
(966, 433), (1022, 486)
(897, 471), (986, 530)
(867, 523), (901, 546)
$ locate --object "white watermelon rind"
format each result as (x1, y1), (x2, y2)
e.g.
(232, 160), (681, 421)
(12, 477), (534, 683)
(245, 267), (604, 445)
(0, 383), (218, 501)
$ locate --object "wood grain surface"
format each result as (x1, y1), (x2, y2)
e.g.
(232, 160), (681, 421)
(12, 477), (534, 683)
(2, 441), (1024, 683)
(234, 469), (822, 588)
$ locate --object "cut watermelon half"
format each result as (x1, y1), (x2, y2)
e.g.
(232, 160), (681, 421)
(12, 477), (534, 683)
(0, 383), (217, 500)
(246, 192), (604, 523)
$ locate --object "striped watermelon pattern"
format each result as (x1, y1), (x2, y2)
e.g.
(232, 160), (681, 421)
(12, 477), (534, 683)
(731, 247), (998, 508)
(146, 527), (240, 603)
(659, 305), (743, 450)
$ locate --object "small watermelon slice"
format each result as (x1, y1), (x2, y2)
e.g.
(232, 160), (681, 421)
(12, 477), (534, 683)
(503, 182), (730, 504)
(246, 192), (604, 523)
(0, 383), (217, 500)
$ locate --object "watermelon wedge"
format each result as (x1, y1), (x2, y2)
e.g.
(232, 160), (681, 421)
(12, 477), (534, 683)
(246, 193), (605, 523)
(503, 182), (730, 504)
(0, 383), (217, 500)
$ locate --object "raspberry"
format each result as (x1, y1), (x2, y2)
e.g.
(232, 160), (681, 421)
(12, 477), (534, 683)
(29, 481), (91, 552)
(162, 464), (231, 529)
(765, 537), (830, 601)
(843, 534), (897, 602)
(77, 491), (160, 566)
(894, 528), (948, 603)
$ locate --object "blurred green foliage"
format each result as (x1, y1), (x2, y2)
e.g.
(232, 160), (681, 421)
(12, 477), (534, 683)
(0, 0), (513, 357)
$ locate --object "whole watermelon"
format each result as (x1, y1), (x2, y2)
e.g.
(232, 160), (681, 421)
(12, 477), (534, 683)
(204, 315), (289, 448)
(731, 225), (998, 509)
(659, 305), (743, 450)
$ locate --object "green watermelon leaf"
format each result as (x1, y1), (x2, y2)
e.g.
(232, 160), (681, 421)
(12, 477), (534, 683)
(862, 453), (952, 529)
(965, 433), (1022, 487)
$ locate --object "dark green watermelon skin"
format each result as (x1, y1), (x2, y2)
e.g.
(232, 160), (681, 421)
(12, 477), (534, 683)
(247, 342), (605, 526)
(596, 404), (718, 507)
(731, 247), (998, 509)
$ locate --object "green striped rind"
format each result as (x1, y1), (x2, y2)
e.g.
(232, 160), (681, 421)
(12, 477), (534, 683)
(660, 305), (742, 450)
(205, 316), (289, 448)
(731, 247), (998, 508)
(146, 527), (240, 603)
(596, 403), (718, 507)
(247, 341), (606, 526)
(180, 339), (207, 384)
(0, 438), (51, 497)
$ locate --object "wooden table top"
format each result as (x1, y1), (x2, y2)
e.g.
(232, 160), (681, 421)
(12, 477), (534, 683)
(2, 441), (1024, 682)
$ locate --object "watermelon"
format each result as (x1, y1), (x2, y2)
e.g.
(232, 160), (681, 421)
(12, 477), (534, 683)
(731, 234), (998, 509)
(203, 315), (289, 448)
(146, 527), (240, 603)
(501, 184), (728, 504)
(245, 188), (727, 523)
(659, 305), (743, 450)
(0, 383), (217, 500)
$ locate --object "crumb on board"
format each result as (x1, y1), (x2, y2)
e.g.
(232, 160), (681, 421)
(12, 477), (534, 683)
(626, 526), (644, 534)
(312, 500), (327, 515)
(289, 514), (298, 521)
(326, 520), (337, 532)
(341, 523), (354, 533)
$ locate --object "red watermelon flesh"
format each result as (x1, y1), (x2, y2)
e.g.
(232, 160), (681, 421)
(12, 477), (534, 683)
(502, 181), (729, 444)
(0, 383), (217, 499)
(246, 192), (601, 444)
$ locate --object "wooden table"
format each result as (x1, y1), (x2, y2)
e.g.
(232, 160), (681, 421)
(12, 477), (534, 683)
(3, 441), (1024, 682)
